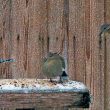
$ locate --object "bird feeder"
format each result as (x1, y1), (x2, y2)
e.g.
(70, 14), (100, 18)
(0, 79), (91, 109)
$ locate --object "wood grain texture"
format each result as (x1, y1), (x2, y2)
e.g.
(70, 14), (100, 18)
(69, 0), (104, 110)
(101, 32), (110, 109)
(68, 0), (86, 82)
(103, 34), (110, 110)
(47, 0), (64, 53)
(10, 0), (48, 78)
(89, 0), (104, 110)
(104, 0), (110, 109)
(0, 0), (107, 110)
(0, 0), (13, 78)
(0, 92), (89, 109)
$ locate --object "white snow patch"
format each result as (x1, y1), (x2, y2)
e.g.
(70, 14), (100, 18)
(0, 79), (88, 93)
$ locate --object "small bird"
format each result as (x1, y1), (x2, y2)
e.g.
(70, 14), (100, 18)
(42, 52), (68, 83)
(99, 24), (110, 37)
(99, 24), (110, 49)
(0, 58), (15, 63)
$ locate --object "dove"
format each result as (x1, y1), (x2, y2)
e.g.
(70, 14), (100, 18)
(42, 52), (68, 83)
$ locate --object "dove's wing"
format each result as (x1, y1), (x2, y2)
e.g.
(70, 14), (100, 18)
(59, 56), (65, 69)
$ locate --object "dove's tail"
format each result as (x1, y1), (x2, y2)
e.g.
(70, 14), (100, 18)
(61, 71), (68, 77)
(0, 59), (15, 63)
(59, 71), (69, 83)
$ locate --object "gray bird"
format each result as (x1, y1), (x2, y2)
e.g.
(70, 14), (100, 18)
(42, 52), (68, 83)
(0, 58), (15, 63)
(99, 24), (110, 37)
(99, 24), (110, 48)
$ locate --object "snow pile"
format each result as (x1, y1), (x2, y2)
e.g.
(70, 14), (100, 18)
(0, 79), (88, 93)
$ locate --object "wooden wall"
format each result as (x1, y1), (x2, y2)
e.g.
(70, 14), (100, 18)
(0, 0), (109, 110)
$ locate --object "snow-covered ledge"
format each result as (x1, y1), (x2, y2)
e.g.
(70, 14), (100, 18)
(0, 79), (91, 109)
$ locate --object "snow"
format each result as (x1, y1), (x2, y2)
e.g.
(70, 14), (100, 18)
(0, 79), (89, 93)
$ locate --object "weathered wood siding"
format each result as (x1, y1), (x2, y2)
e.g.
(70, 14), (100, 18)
(0, 0), (109, 110)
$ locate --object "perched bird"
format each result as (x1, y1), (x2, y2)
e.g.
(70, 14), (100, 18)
(99, 24), (110, 48)
(42, 52), (68, 83)
(99, 24), (110, 37)
(0, 58), (15, 63)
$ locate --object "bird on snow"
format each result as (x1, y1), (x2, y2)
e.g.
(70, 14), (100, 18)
(42, 52), (68, 83)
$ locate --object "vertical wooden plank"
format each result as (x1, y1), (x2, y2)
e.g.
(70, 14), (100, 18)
(84, 0), (105, 110)
(0, 0), (13, 78)
(47, 0), (64, 54)
(105, 0), (110, 23)
(26, 0), (47, 78)
(104, 0), (110, 109)
(68, 1), (86, 110)
(69, 0), (104, 110)
(84, 0), (91, 92)
(10, 0), (48, 78)
(98, 33), (105, 110)
(47, 0), (69, 110)
(89, 0), (104, 110)
(11, 0), (28, 78)
(104, 34), (110, 110)
(69, 0), (86, 82)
